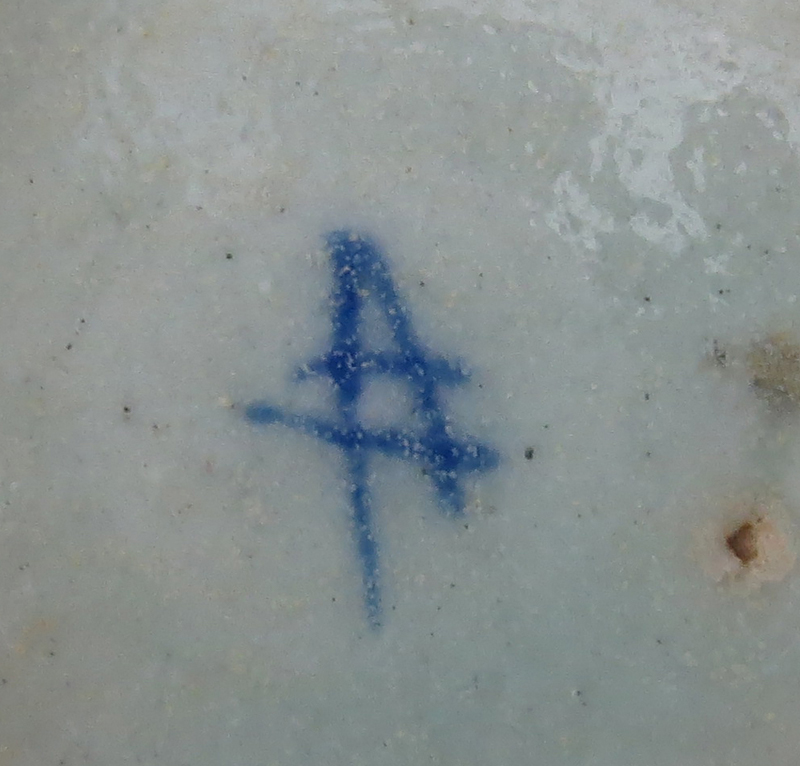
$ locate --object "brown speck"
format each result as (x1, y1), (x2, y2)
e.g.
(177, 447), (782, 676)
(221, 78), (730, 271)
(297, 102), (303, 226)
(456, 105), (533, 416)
(726, 520), (759, 565)
(693, 489), (796, 590)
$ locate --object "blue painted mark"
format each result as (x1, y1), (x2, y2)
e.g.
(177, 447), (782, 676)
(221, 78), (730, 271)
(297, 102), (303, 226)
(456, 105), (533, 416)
(246, 230), (499, 627)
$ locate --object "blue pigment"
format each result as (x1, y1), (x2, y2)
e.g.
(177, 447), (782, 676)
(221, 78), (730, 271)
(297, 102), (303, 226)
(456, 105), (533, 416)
(246, 231), (499, 627)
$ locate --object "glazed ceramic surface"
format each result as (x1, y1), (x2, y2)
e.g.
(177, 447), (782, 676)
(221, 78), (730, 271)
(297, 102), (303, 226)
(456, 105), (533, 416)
(3, 1), (800, 764)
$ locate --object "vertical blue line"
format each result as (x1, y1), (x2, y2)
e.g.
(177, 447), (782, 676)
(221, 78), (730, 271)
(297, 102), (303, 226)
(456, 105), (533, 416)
(328, 232), (382, 625)
(347, 447), (381, 627)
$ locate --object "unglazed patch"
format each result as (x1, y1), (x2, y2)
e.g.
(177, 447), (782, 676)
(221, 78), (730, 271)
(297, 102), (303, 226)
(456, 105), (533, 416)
(747, 331), (800, 408)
